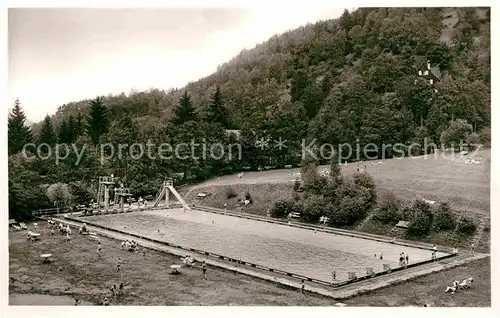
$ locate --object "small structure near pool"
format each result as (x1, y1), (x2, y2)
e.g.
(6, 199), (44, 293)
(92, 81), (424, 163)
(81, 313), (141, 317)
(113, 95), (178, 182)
(395, 221), (410, 229)
(196, 192), (208, 199)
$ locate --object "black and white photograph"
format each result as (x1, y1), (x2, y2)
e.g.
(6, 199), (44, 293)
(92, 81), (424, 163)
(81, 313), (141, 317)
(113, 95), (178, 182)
(4, 2), (493, 311)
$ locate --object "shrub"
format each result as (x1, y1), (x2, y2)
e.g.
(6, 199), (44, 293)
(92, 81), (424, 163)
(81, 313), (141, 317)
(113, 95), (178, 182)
(291, 191), (301, 202)
(479, 127), (491, 147)
(466, 132), (481, 150)
(432, 202), (456, 231)
(270, 200), (302, 218)
(69, 182), (94, 206)
(224, 186), (237, 199)
(352, 170), (377, 205)
(406, 199), (433, 237)
(128, 180), (158, 198)
(302, 195), (328, 222)
(456, 217), (477, 235)
(328, 195), (368, 226)
(440, 119), (473, 149)
(400, 204), (413, 220)
(293, 179), (301, 192)
(374, 191), (402, 224)
(300, 159), (328, 196)
(338, 177), (377, 215)
(46, 183), (73, 206)
(9, 182), (52, 221)
(324, 174), (377, 227)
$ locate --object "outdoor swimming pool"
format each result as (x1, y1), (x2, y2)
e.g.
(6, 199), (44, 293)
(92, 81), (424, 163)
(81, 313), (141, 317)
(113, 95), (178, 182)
(83, 209), (449, 282)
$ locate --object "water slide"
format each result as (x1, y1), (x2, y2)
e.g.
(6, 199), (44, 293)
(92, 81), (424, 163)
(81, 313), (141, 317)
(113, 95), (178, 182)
(167, 186), (191, 210)
(153, 183), (191, 210)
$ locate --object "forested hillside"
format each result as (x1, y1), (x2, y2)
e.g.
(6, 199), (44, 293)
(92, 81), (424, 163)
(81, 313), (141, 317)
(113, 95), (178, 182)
(8, 7), (491, 221)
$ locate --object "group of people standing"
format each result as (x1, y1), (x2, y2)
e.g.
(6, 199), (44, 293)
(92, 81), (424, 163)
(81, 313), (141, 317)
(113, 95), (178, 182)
(100, 282), (124, 306)
(121, 240), (138, 251)
(399, 252), (410, 266)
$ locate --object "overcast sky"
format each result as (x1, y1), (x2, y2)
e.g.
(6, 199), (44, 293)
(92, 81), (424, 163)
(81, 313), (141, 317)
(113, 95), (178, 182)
(9, 7), (346, 122)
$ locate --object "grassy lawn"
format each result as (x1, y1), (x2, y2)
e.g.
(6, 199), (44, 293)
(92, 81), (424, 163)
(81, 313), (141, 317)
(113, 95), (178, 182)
(8, 224), (333, 306)
(343, 257), (491, 307)
(9, 222), (490, 306)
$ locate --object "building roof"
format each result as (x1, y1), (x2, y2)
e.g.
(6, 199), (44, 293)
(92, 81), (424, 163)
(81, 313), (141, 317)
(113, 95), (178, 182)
(414, 55), (442, 81)
(395, 220), (410, 229)
(430, 67), (442, 80)
(225, 129), (241, 137)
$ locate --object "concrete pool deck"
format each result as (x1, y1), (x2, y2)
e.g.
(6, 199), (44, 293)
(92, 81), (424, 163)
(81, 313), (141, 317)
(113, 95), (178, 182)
(79, 208), (451, 280)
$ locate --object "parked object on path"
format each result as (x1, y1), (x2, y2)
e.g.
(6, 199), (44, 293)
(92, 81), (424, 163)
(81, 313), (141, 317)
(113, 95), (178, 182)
(445, 285), (458, 294)
(170, 264), (181, 274)
(27, 231), (41, 241)
(79, 223), (89, 234)
(40, 253), (52, 263)
(458, 277), (474, 290)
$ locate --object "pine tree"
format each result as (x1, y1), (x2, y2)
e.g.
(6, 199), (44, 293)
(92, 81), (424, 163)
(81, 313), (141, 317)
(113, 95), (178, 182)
(339, 9), (353, 30)
(37, 115), (57, 146)
(329, 151), (342, 179)
(205, 86), (230, 127)
(58, 118), (70, 144)
(86, 97), (109, 145)
(74, 114), (85, 139)
(290, 69), (309, 103)
(8, 99), (33, 155)
(301, 83), (324, 119)
(171, 91), (196, 125)
(66, 115), (77, 143)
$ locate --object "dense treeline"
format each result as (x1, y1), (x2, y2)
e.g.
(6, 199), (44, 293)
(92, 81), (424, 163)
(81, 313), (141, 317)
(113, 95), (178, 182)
(8, 7), (490, 221)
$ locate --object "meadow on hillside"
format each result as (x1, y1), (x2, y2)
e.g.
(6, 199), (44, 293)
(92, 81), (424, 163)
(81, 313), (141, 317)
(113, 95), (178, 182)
(187, 149), (490, 216)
